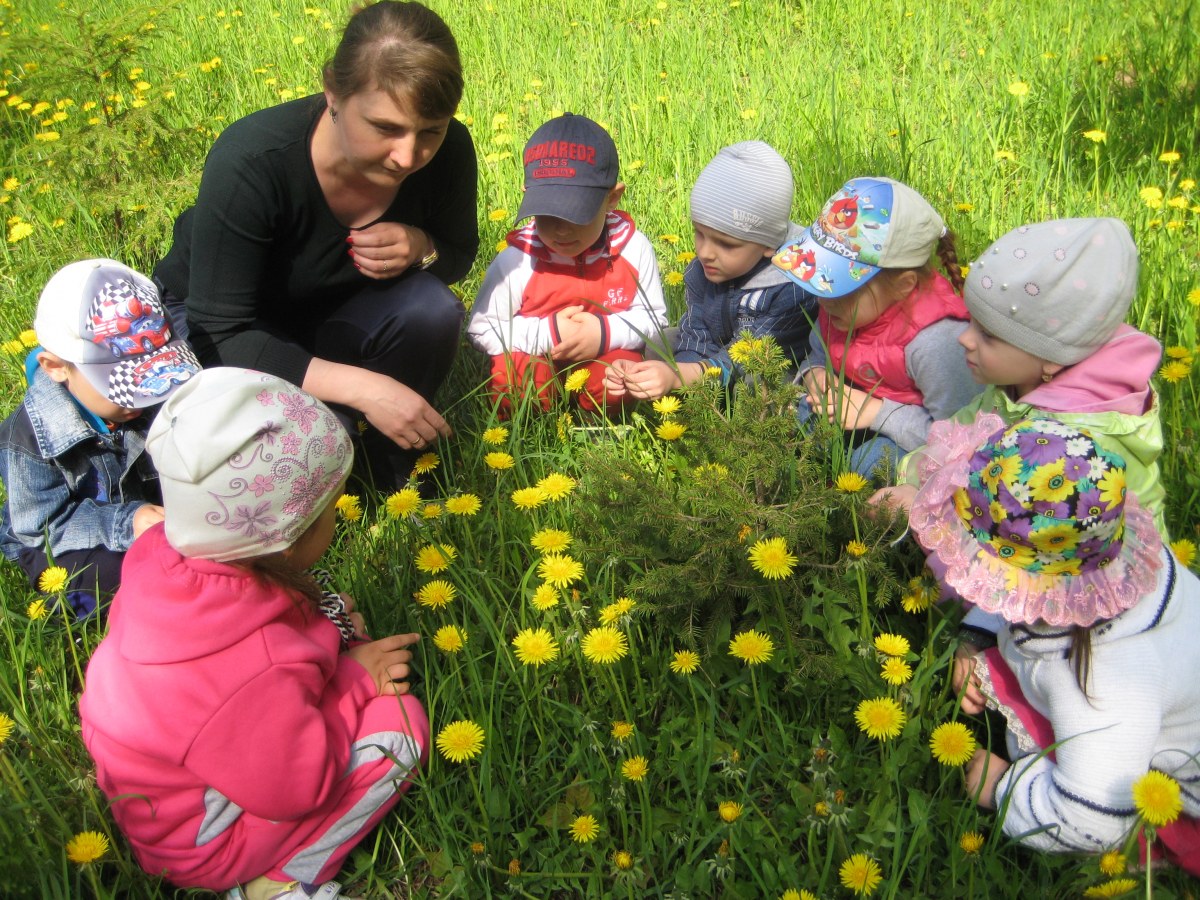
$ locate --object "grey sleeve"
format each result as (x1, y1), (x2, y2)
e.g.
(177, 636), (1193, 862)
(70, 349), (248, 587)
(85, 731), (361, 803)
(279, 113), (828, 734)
(873, 319), (981, 452)
(798, 324), (827, 374)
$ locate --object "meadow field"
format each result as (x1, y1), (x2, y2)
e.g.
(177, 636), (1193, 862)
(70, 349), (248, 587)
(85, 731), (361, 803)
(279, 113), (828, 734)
(0, 0), (1198, 897)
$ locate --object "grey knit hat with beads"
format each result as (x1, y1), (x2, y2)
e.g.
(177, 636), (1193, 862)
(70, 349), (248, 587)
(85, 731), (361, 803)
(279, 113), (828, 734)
(963, 218), (1138, 366)
(690, 141), (795, 247)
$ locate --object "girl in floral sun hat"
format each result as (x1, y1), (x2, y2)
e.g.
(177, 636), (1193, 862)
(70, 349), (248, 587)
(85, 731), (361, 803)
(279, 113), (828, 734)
(908, 414), (1200, 873)
(79, 367), (428, 900)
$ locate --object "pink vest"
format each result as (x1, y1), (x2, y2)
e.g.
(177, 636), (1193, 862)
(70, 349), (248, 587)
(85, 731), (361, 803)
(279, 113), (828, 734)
(820, 272), (967, 405)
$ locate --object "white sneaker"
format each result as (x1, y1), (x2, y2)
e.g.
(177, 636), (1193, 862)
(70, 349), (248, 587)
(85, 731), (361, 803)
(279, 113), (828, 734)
(227, 880), (360, 900)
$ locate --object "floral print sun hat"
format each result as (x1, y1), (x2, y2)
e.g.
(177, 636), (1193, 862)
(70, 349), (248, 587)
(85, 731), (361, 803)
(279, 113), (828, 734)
(908, 414), (1162, 627)
(147, 367), (353, 562)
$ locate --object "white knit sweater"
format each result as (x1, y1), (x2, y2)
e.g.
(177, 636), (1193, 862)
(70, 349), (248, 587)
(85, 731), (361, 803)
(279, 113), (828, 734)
(994, 547), (1200, 852)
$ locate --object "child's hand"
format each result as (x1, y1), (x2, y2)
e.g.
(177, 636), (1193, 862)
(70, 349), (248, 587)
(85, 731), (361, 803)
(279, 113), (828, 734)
(965, 750), (1009, 809)
(338, 592), (369, 640)
(551, 307), (602, 361)
(603, 358), (635, 398)
(132, 503), (165, 538)
(953, 643), (986, 714)
(867, 484), (917, 515)
(347, 632), (420, 696)
(613, 359), (682, 399)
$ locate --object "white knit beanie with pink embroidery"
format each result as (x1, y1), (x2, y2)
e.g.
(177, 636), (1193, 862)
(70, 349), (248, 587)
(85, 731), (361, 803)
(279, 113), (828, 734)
(147, 367), (353, 562)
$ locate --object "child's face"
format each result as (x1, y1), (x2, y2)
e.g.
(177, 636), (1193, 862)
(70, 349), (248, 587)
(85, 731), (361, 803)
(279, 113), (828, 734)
(692, 223), (773, 284)
(958, 317), (1060, 396)
(817, 277), (890, 333)
(285, 494), (340, 571)
(40, 355), (140, 424)
(532, 183), (625, 259)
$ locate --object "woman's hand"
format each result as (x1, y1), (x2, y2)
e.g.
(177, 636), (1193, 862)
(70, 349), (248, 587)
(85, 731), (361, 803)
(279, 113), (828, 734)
(348, 223), (432, 279)
(347, 632), (420, 696)
(304, 360), (451, 450)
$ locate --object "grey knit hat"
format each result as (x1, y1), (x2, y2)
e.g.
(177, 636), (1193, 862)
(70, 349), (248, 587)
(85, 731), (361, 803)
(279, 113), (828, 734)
(148, 368), (353, 562)
(964, 218), (1138, 366)
(690, 141), (794, 247)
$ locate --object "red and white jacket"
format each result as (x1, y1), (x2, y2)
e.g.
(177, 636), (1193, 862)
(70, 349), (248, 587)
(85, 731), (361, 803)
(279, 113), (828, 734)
(467, 211), (667, 358)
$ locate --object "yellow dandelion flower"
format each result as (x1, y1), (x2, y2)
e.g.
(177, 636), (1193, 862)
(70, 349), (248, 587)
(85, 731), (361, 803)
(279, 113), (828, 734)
(485, 451), (515, 470)
(27, 598), (48, 620)
(1189, 288), (1200, 307)
(1007, 80), (1029, 97)
(994, 149), (1015, 161)
(0, 711), (14, 744)
(930, 721), (977, 765)
(659, 233), (680, 244)
(835, 472), (870, 493)
(656, 421), (687, 440)
(415, 543), (456, 574)
(1083, 129), (1107, 143)
(495, 238), (507, 252)
(611, 720), (635, 741)
(839, 852), (883, 895)
(665, 271), (684, 286)
(705, 365), (722, 378)
(412, 452), (439, 474)
(597, 592), (634, 621)
(569, 814), (600, 843)
(416, 579), (457, 609)
(37, 566), (69, 593)
(652, 395), (682, 416)
(727, 338), (754, 363)
(747, 537), (797, 580)
(855, 697), (906, 741)
(537, 472), (576, 500)
(530, 583), (561, 611)
(507, 858), (521, 875)
(1159, 360), (1191, 383)
(18, 329), (37, 348)
(8, 221), (34, 243)
(2, 178), (19, 191)
(1159, 150), (1181, 163)
(530, 528), (571, 553)
(1166, 345), (1194, 361)
(581, 625), (628, 664)
(1140, 185), (1164, 206)
(539, 553), (584, 588)
(873, 633), (910, 657)
(433, 624), (467, 653)
(718, 800), (743, 822)
(1083, 879), (1139, 898)
(335, 494), (362, 521)
(613, 849), (634, 869)
(470, 841), (485, 855)
(959, 831), (984, 854)
(488, 208), (508, 221)
(621, 755), (649, 781)
(728, 629), (774, 665)
(900, 581), (935, 614)
(783, 892), (818, 900)
(846, 540), (868, 558)
(511, 486), (547, 509)
(437, 719), (485, 763)
(388, 489), (422, 518)
(564, 369), (590, 393)
(1170, 539), (1196, 568)
(1132, 770), (1183, 826)
(2, 340), (24, 355)
(66, 831), (109, 864)
(1099, 850), (1127, 876)
(445, 494), (482, 516)
(422, 502), (443, 519)
(482, 426), (508, 445)
(670, 649), (700, 675)
(880, 657), (913, 685)
(34, 131), (61, 142)
(954, 202), (975, 212)
(511, 627), (560, 666)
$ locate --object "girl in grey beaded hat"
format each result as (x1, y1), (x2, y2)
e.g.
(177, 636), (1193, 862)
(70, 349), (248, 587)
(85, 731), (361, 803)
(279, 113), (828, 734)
(604, 140), (818, 401)
(876, 217), (1166, 535)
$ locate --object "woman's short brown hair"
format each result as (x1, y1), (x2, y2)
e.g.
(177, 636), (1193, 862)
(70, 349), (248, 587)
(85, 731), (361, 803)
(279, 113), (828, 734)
(324, 1), (463, 120)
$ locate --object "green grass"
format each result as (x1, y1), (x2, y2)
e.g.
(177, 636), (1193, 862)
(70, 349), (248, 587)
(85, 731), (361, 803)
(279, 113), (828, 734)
(1, 0), (1198, 897)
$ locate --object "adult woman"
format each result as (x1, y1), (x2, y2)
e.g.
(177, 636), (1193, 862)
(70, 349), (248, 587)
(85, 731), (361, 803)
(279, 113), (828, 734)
(154, 1), (478, 486)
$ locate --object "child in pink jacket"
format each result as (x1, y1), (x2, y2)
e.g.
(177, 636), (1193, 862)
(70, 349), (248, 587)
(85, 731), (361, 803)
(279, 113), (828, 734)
(79, 368), (427, 900)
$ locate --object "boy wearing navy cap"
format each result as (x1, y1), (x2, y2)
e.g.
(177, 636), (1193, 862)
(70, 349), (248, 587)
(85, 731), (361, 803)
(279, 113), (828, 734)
(0, 259), (200, 619)
(467, 113), (667, 414)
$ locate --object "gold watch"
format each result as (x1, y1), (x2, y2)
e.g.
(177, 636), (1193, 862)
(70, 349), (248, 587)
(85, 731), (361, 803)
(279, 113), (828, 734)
(417, 243), (439, 270)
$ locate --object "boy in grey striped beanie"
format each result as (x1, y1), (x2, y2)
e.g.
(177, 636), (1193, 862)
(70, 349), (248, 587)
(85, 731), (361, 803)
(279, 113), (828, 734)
(605, 141), (816, 400)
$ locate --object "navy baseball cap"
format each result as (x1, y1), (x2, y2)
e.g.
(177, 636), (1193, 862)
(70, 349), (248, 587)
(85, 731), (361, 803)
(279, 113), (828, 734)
(516, 113), (619, 225)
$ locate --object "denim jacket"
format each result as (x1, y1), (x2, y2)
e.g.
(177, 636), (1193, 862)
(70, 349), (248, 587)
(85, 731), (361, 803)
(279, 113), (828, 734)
(0, 364), (158, 561)
(673, 247), (817, 384)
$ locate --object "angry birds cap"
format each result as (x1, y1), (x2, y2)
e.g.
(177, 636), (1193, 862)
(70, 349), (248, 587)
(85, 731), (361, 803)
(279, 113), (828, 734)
(771, 177), (946, 299)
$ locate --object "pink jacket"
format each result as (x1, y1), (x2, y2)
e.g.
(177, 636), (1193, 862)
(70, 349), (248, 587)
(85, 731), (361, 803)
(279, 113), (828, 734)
(79, 524), (412, 887)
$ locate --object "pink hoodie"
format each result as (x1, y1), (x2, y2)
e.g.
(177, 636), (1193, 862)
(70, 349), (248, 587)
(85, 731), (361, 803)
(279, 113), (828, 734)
(1020, 324), (1159, 416)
